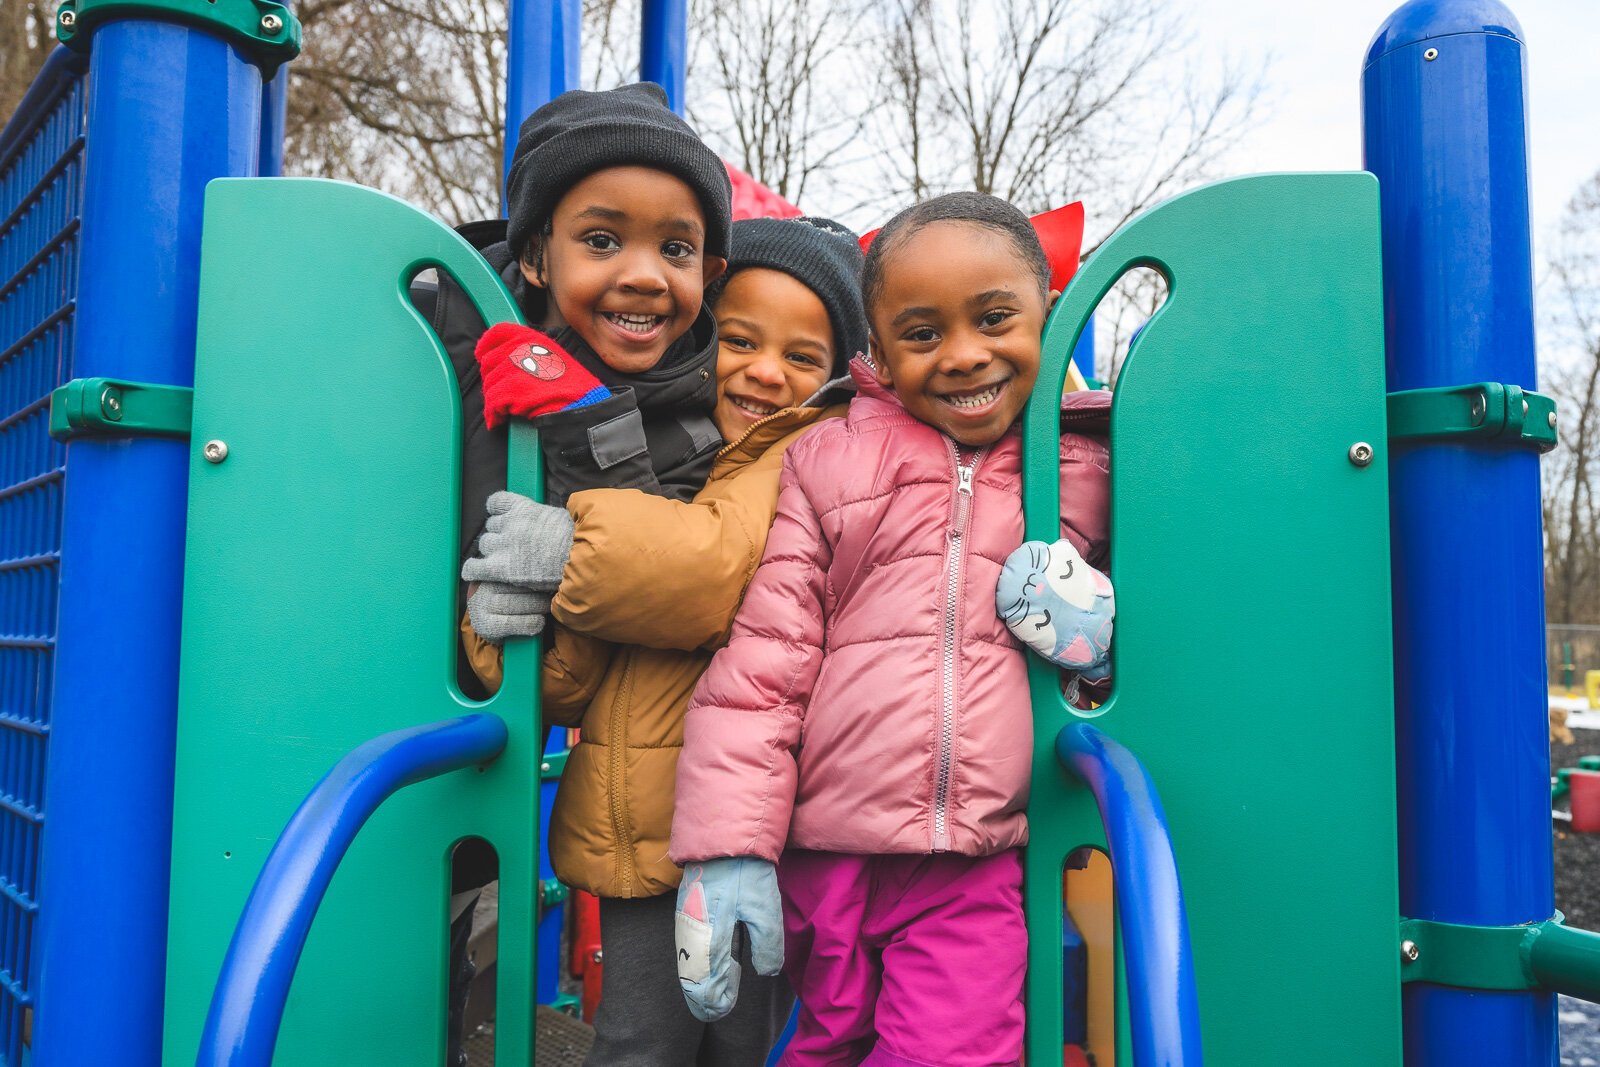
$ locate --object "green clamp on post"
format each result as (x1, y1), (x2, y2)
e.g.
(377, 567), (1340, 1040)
(1387, 382), (1558, 453)
(538, 878), (568, 912)
(49, 377), (193, 442)
(56, 0), (301, 75)
(539, 749), (570, 782)
(1400, 913), (1600, 1003)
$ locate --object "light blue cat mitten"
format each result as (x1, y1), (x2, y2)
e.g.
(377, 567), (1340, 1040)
(997, 538), (1114, 681)
(674, 858), (785, 1023)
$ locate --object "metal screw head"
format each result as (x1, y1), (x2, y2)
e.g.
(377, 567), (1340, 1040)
(101, 388), (123, 419)
(1549, 410), (1558, 429)
(1401, 939), (1420, 963)
(591, 949), (603, 963)
(1349, 442), (1374, 467)
(1423, 47), (1439, 61)
(58, 8), (75, 26)
(540, 761), (551, 773)
(1469, 393), (1486, 424)
(260, 12), (282, 33)
(203, 439), (229, 463)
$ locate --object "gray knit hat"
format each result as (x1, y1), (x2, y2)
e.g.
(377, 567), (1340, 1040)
(723, 216), (867, 374)
(505, 83), (733, 261)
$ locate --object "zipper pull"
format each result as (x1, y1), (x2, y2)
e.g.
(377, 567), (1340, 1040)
(952, 460), (975, 535)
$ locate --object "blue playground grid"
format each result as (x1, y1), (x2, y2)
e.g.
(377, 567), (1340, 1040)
(0, 51), (87, 1067)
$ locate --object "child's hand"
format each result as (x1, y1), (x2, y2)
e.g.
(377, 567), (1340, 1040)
(997, 538), (1114, 680)
(675, 857), (784, 1023)
(461, 491), (574, 592)
(466, 581), (551, 645)
(475, 323), (610, 429)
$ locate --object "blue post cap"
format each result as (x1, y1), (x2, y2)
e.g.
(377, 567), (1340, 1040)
(1365, 0), (1524, 68)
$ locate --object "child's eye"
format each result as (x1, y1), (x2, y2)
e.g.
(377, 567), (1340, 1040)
(902, 326), (938, 343)
(721, 335), (756, 351)
(662, 239), (696, 260)
(583, 232), (619, 252)
(980, 309), (1016, 328)
(787, 351), (824, 368)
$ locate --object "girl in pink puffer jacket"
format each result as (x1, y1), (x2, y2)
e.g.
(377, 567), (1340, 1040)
(669, 193), (1113, 1067)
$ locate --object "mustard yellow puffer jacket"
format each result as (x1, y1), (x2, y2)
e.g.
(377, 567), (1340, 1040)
(464, 403), (843, 898)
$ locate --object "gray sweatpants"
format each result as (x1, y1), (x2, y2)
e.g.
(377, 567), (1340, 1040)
(585, 893), (793, 1066)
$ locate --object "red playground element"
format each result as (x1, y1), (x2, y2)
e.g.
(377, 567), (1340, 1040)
(1063, 1047), (1092, 1067)
(570, 889), (604, 1022)
(858, 202), (1086, 293)
(725, 161), (802, 221)
(1570, 771), (1600, 833)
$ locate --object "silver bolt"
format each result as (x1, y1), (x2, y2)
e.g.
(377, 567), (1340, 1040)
(592, 949), (603, 964)
(1522, 398), (1529, 417)
(59, 8), (75, 26)
(1349, 442), (1374, 467)
(1424, 47), (1439, 61)
(1469, 394), (1486, 424)
(203, 439), (229, 464)
(1401, 939), (1420, 963)
(1549, 410), (1558, 429)
(260, 12), (282, 33)
(102, 390), (123, 418)
(540, 761), (551, 773)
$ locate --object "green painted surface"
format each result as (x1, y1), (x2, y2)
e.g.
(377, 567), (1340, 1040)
(163, 179), (542, 1065)
(1023, 174), (1402, 1064)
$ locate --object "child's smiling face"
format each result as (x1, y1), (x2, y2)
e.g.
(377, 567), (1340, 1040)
(868, 220), (1046, 447)
(524, 165), (727, 374)
(711, 269), (835, 441)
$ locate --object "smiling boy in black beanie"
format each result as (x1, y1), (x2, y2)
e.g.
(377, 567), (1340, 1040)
(417, 82), (734, 1067)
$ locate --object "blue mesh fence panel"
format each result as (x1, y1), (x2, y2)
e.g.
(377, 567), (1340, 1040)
(0, 51), (88, 1066)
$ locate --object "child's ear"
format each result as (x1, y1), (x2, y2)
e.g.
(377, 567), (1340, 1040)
(1048, 288), (1061, 309)
(702, 255), (728, 288)
(868, 336), (893, 387)
(519, 240), (546, 290)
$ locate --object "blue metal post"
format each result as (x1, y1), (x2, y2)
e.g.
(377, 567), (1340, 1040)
(1071, 315), (1095, 381)
(1362, 2), (1555, 1063)
(32, 24), (262, 1067)
(640, 0), (688, 115)
(504, 0), (581, 188)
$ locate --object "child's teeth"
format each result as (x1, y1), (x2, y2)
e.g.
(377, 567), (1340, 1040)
(947, 385), (1000, 409)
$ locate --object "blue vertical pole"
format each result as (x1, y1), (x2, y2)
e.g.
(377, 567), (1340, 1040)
(1071, 315), (1095, 381)
(32, 24), (262, 1067)
(259, 68), (288, 177)
(640, 0), (687, 115)
(504, 0), (581, 189)
(1362, 3), (1555, 1064)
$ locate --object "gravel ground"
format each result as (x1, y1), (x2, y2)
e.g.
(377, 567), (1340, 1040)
(1554, 726), (1600, 1059)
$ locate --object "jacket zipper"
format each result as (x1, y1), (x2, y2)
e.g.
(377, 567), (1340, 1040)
(934, 442), (983, 852)
(608, 655), (637, 894)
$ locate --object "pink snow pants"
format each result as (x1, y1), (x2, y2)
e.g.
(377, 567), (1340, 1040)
(775, 849), (1026, 1067)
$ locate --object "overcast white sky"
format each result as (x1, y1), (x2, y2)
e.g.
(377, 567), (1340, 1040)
(1183, 0), (1598, 245)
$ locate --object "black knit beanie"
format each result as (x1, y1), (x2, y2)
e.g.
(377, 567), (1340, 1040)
(505, 83), (733, 262)
(722, 216), (867, 375)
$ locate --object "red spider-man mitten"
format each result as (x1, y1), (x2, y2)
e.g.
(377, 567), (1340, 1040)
(475, 323), (611, 430)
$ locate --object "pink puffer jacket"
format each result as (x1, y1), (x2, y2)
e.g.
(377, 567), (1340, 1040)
(670, 360), (1110, 863)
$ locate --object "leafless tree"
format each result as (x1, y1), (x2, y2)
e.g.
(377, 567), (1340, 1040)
(689, 0), (866, 207)
(1543, 171), (1600, 645)
(284, 0), (508, 223)
(0, 1), (52, 120)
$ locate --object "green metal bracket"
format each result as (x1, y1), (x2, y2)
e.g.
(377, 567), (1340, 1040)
(49, 377), (193, 442)
(1400, 914), (1600, 1002)
(1387, 382), (1558, 453)
(537, 878), (568, 911)
(56, 0), (301, 74)
(546, 993), (581, 1017)
(538, 749), (570, 782)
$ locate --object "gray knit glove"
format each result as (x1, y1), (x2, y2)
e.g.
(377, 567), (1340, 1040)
(467, 581), (551, 645)
(461, 491), (574, 592)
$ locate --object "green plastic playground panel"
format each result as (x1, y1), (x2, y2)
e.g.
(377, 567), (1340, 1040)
(1024, 174), (1401, 1064)
(163, 179), (543, 1065)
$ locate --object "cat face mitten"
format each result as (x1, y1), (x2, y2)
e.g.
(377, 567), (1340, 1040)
(997, 538), (1114, 682)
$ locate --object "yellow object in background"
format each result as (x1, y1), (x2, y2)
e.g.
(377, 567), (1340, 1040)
(1587, 669), (1600, 710)
(1065, 851), (1116, 1067)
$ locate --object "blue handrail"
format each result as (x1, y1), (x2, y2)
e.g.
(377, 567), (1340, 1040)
(196, 713), (510, 1067)
(1057, 723), (1203, 1066)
